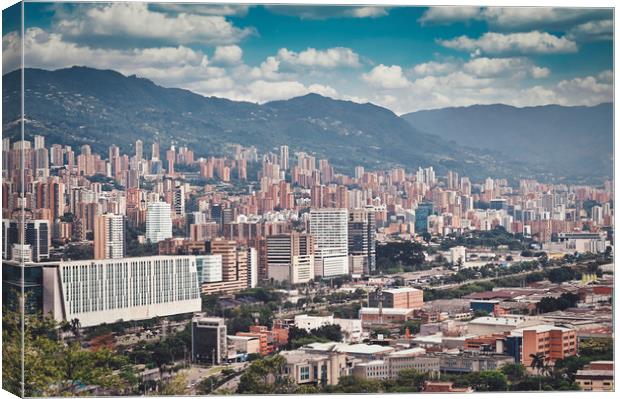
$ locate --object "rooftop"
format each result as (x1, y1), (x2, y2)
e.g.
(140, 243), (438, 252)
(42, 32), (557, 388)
(304, 342), (395, 355)
(360, 307), (415, 315)
(383, 287), (421, 294)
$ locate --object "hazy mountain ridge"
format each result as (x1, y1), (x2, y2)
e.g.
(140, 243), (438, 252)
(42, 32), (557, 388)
(2, 67), (609, 182)
(401, 103), (613, 180)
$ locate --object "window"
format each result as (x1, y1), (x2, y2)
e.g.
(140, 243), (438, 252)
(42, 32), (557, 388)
(300, 366), (310, 381)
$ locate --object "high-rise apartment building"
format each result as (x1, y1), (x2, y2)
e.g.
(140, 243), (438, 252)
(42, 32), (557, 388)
(310, 208), (349, 278)
(146, 201), (172, 243)
(135, 139), (143, 161)
(348, 207), (376, 275)
(201, 240), (249, 294)
(94, 213), (125, 259)
(266, 233), (315, 284)
(279, 145), (289, 170)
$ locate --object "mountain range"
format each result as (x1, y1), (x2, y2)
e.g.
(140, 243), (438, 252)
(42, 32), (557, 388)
(2, 67), (612, 183)
(402, 103), (613, 181)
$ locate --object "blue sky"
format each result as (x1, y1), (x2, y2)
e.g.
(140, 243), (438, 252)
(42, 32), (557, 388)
(2, 3), (613, 113)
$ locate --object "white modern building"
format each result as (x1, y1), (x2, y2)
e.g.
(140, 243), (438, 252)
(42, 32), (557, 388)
(146, 201), (173, 243)
(294, 314), (363, 343)
(310, 208), (349, 277)
(42, 255), (201, 327)
(196, 254), (223, 283)
(247, 247), (258, 288)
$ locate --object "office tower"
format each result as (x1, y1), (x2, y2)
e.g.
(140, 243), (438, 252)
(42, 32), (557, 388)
(94, 213), (125, 259)
(279, 145), (289, 170)
(2, 219), (50, 262)
(196, 254), (223, 283)
(348, 207), (376, 275)
(191, 315), (227, 365)
(146, 201), (172, 243)
(135, 139), (143, 161)
(266, 233), (315, 284)
(415, 201), (434, 233)
(310, 208), (349, 278)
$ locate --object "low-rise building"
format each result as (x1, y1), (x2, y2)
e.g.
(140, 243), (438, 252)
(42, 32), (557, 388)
(359, 307), (416, 324)
(369, 287), (424, 309)
(575, 361), (614, 391)
(280, 349), (349, 386)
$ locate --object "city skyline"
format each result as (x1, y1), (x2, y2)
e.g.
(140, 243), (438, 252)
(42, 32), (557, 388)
(1, 3), (613, 113)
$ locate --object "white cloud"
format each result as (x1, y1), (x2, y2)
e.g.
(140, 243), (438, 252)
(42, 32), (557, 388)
(362, 64), (411, 89)
(419, 7), (610, 32)
(597, 70), (613, 84)
(411, 61), (457, 76)
(568, 19), (613, 41)
(418, 7), (481, 25)
(347, 7), (389, 19)
(439, 31), (577, 55)
(213, 45), (243, 65)
(530, 66), (551, 79)
(266, 6), (388, 20)
(4, 28), (212, 83)
(149, 4), (250, 17)
(56, 3), (253, 45)
(276, 47), (361, 69)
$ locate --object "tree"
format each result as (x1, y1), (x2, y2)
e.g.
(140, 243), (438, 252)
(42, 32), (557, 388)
(157, 373), (189, 396)
(530, 352), (546, 390)
(394, 369), (427, 392)
(501, 363), (527, 381)
(237, 355), (296, 394)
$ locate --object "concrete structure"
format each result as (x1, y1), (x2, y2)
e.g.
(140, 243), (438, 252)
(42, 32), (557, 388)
(450, 246), (466, 266)
(303, 342), (395, 361)
(467, 316), (536, 336)
(227, 335), (260, 355)
(294, 314), (363, 343)
(359, 307), (416, 324)
(369, 287), (423, 309)
(281, 349), (349, 386)
(94, 213), (125, 259)
(310, 208), (349, 278)
(266, 233), (314, 284)
(513, 324), (577, 366)
(434, 352), (515, 373)
(192, 315), (227, 365)
(42, 255), (201, 327)
(145, 201), (172, 243)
